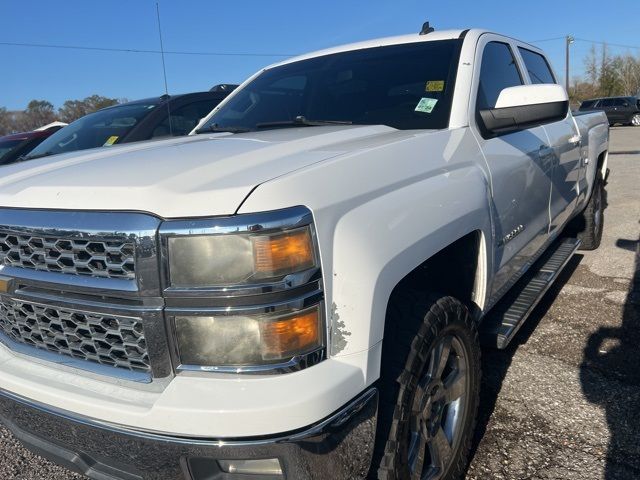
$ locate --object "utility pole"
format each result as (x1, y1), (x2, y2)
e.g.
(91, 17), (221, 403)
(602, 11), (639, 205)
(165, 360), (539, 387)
(565, 35), (574, 94)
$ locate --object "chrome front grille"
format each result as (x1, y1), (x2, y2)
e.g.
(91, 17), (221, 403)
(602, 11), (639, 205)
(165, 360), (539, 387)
(0, 298), (150, 373)
(0, 233), (136, 280)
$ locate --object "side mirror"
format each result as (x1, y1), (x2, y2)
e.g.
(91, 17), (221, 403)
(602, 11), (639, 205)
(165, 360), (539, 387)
(479, 84), (569, 137)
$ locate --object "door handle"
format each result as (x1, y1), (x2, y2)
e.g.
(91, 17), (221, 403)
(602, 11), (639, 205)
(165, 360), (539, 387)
(568, 135), (581, 148)
(539, 145), (554, 157)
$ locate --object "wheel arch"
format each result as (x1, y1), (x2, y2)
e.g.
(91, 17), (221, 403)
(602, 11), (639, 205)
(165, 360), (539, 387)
(597, 149), (608, 181)
(386, 229), (487, 318)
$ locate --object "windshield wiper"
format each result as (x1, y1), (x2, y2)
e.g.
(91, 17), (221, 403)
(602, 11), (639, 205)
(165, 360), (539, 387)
(195, 124), (252, 134)
(21, 151), (56, 161)
(256, 116), (352, 129)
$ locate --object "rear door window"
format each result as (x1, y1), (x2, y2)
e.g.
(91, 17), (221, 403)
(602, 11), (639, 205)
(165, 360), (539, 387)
(477, 42), (524, 111)
(518, 47), (556, 84)
(601, 99), (614, 107)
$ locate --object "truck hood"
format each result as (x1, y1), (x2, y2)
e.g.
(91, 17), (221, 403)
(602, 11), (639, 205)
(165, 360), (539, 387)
(0, 125), (412, 218)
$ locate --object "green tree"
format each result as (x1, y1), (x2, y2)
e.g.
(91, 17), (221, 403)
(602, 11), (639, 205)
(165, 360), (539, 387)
(21, 99), (56, 131)
(58, 95), (120, 123)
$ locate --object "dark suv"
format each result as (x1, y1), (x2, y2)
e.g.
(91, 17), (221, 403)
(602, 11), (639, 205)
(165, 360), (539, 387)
(579, 96), (640, 126)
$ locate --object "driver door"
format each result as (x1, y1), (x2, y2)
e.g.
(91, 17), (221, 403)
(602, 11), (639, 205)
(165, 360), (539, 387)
(471, 38), (553, 305)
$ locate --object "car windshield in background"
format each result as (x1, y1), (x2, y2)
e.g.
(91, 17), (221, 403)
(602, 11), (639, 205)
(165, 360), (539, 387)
(25, 102), (159, 159)
(200, 40), (461, 133)
(580, 100), (597, 110)
(0, 139), (23, 160)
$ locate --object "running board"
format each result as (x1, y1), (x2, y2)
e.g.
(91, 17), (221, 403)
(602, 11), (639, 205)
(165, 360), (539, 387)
(480, 238), (581, 349)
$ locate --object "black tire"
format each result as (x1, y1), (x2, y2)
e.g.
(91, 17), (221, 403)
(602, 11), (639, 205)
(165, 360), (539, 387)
(576, 171), (605, 250)
(373, 291), (481, 480)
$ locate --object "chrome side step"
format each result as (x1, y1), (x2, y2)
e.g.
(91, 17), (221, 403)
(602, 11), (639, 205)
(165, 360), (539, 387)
(480, 237), (581, 349)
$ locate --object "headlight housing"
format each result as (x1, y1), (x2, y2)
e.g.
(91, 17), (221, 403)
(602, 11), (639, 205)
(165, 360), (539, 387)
(174, 306), (322, 368)
(160, 206), (325, 373)
(167, 226), (316, 287)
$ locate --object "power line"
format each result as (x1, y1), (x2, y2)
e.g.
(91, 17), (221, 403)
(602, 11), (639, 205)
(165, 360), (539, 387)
(528, 37), (640, 51)
(573, 38), (640, 51)
(527, 36), (566, 44)
(0, 41), (296, 57)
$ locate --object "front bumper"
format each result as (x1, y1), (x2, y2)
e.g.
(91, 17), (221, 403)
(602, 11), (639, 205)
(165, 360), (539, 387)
(0, 387), (377, 480)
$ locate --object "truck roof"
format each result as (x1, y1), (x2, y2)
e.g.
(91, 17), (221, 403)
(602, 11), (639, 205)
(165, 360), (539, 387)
(271, 29), (466, 67)
(269, 29), (541, 69)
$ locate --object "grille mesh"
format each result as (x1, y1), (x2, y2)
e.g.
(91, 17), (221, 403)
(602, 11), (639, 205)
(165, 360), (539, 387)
(0, 233), (135, 280)
(0, 299), (150, 373)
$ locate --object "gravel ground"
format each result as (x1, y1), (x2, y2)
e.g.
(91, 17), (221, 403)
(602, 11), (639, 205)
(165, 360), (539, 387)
(467, 126), (640, 480)
(0, 127), (638, 479)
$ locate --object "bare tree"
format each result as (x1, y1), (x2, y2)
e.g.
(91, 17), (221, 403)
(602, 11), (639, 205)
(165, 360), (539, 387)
(0, 107), (10, 136)
(584, 45), (599, 86)
(615, 54), (640, 96)
(598, 43), (623, 97)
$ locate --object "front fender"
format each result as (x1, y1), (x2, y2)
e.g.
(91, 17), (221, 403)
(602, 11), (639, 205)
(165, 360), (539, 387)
(239, 127), (492, 386)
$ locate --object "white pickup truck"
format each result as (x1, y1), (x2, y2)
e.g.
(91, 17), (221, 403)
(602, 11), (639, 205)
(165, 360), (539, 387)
(0, 27), (608, 480)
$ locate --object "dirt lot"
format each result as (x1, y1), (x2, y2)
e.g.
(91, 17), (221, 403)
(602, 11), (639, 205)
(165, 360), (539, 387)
(0, 127), (638, 480)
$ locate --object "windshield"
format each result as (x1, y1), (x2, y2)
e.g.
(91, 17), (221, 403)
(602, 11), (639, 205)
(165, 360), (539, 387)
(200, 40), (461, 132)
(0, 139), (23, 160)
(25, 102), (158, 159)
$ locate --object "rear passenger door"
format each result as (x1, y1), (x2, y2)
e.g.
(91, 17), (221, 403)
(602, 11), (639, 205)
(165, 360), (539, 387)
(517, 46), (582, 234)
(613, 98), (634, 124)
(470, 37), (554, 303)
(599, 99), (615, 123)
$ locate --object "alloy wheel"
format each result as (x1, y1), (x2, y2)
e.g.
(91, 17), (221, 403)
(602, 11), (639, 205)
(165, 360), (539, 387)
(407, 335), (469, 480)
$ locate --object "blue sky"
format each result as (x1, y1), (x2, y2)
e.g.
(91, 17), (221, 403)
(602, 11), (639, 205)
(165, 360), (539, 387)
(1, 0), (637, 110)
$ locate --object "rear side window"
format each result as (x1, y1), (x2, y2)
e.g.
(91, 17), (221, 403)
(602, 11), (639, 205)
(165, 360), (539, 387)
(601, 99), (614, 107)
(477, 42), (523, 111)
(580, 100), (596, 110)
(518, 48), (556, 84)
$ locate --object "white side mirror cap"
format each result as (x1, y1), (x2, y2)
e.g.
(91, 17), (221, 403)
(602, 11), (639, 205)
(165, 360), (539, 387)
(495, 84), (568, 109)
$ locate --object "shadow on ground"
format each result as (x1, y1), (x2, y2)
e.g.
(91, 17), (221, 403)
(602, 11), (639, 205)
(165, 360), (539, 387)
(580, 236), (640, 479)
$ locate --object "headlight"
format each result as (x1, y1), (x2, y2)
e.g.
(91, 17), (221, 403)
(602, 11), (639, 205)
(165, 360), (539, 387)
(168, 226), (316, 287)
(160, 206), (326, 373)
(174, 305), (322, 368)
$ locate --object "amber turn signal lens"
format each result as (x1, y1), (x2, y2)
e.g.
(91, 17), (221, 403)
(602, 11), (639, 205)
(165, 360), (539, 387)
(252, 227), (315, 277)
(260, 307), (320, 359)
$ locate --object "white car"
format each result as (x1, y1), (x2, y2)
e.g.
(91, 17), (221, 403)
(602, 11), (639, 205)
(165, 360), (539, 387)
(0, 26), (608, 479)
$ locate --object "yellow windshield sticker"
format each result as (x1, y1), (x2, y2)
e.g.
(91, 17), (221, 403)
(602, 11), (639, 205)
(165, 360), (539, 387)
(103, 136), (119, 146)
(415, 97), (438, 114)
(426, 80), (445, 92)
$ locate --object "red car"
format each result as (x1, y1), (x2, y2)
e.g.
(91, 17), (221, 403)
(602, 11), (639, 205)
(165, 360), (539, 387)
(0, 124), (65, 165)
